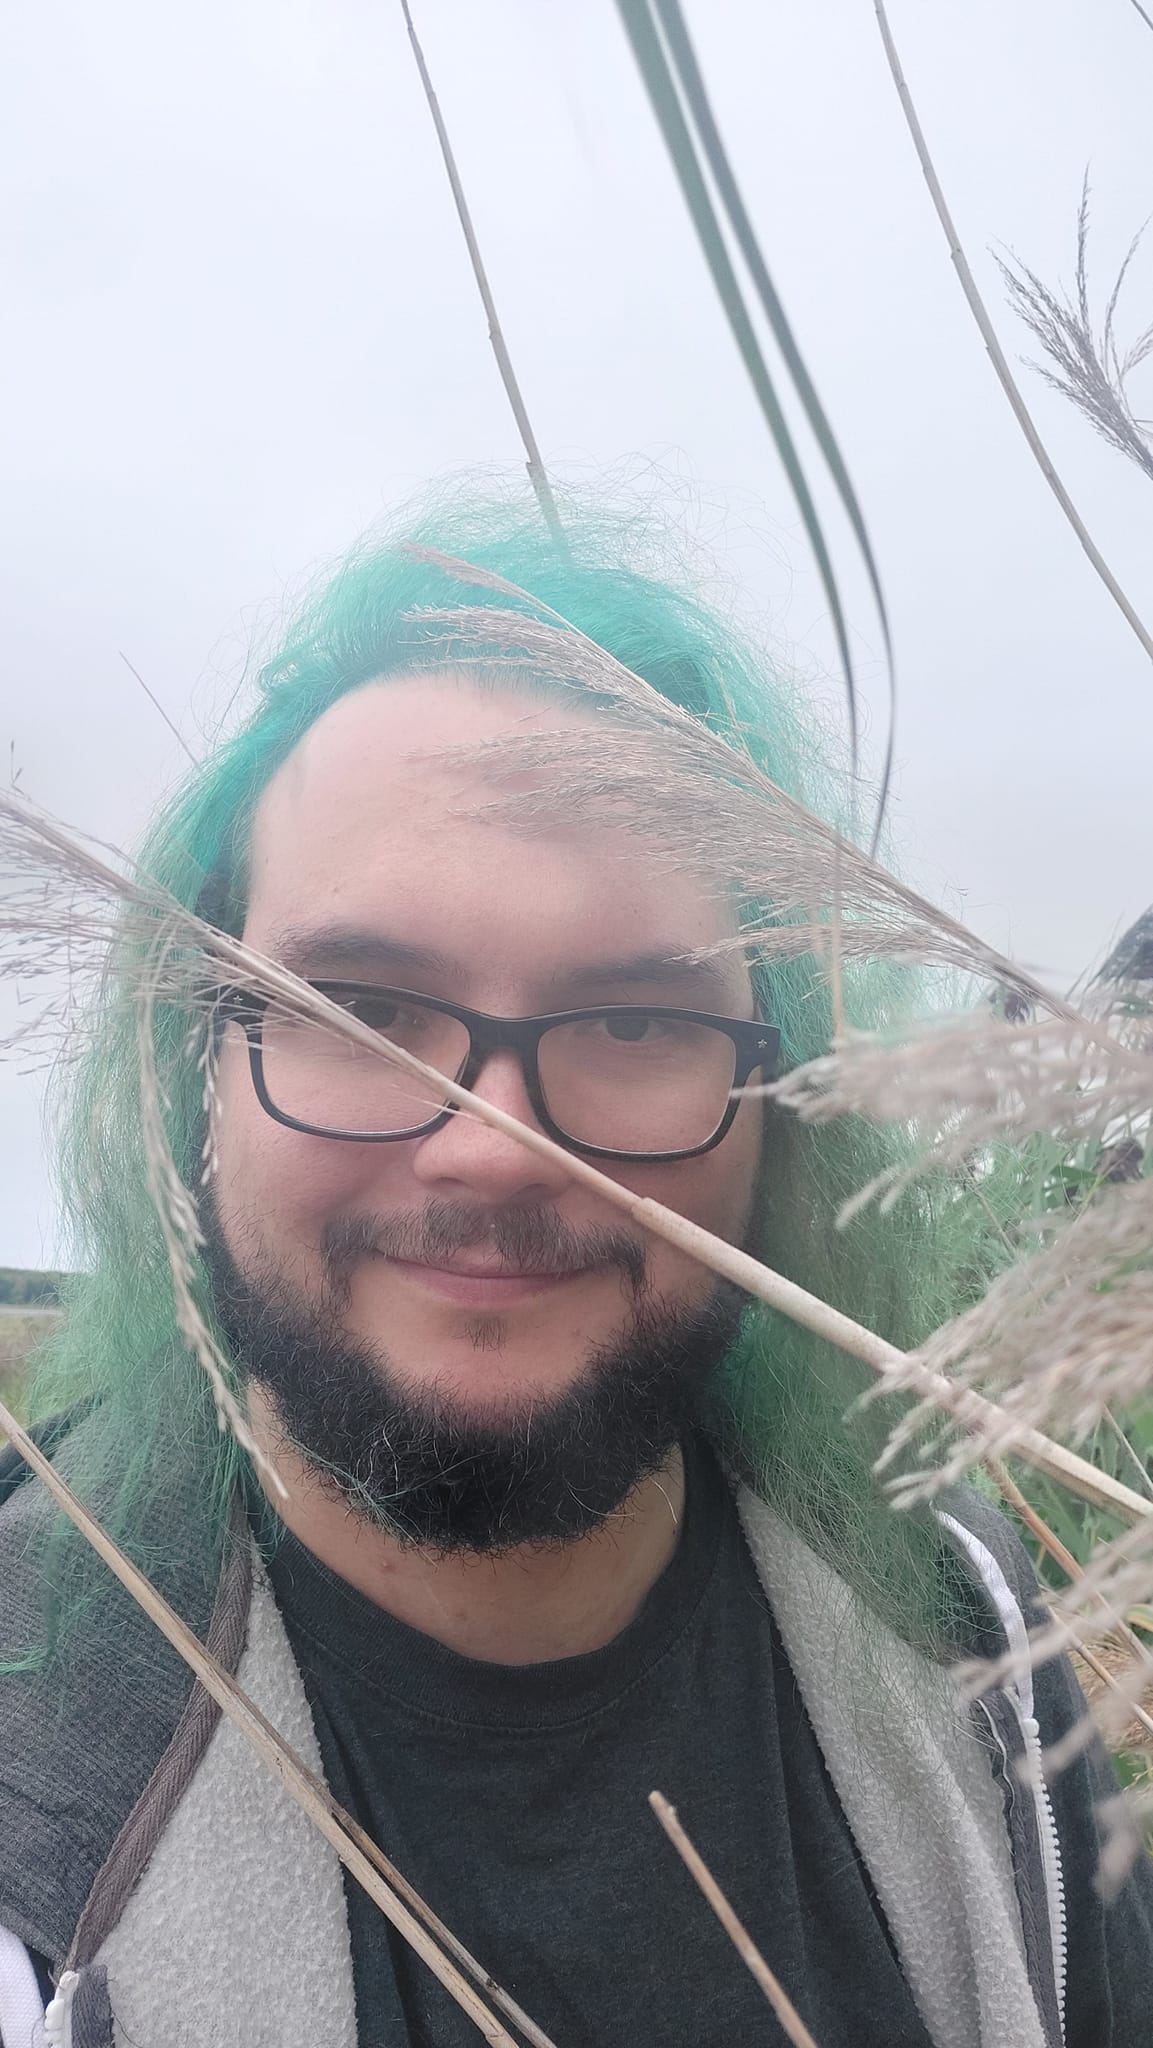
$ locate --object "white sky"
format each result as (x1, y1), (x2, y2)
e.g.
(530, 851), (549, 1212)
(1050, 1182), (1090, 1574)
(2, 0), (1151, 1268)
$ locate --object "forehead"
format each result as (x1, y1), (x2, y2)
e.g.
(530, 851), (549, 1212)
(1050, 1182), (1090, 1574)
(243, 675), (742, 991)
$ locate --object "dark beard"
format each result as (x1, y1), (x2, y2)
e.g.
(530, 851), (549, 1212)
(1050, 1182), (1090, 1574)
(200, 1195), (746, 1553)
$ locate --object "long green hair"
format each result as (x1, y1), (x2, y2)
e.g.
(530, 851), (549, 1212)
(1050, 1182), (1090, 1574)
(23, 483), (1002, 1657)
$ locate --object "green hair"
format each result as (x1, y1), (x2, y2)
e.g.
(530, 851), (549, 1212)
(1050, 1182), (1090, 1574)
(23, 482), (1004, 1660)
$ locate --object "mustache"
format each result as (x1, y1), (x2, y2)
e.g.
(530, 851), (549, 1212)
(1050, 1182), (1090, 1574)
(322, 1201), (647, 1290)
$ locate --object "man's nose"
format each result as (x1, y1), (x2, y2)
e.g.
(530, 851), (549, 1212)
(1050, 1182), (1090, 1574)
(410, 1049), (574, 1201)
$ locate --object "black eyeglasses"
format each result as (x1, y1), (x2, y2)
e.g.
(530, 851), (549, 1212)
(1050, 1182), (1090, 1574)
(214, 981), (780, 1163)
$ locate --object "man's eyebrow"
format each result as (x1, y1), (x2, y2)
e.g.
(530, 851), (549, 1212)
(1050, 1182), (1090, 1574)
(548, 950), (738, 998)
(261, 928), (741, 1003)
(261, 925), (463, 982)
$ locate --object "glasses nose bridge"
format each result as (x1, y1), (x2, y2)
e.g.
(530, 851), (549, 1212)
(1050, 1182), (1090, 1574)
(460, 1010), (545, 1099)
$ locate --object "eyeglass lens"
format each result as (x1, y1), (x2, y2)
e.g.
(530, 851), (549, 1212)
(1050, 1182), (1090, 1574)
(255, 993), (742, 1153)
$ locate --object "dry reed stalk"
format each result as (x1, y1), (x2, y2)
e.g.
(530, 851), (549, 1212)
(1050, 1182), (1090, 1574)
(188, 998), (1153, 1528)
(405, 598), (1075, 1014)
(1070, 1638), (1153, 1755)
(1100, 1405), (1153, 1505)
(987, 1460), (1153, 1750)
(871, 0), (1153, 665)
(879, 1179), (1153, 1507)
(119, 653), (200, 766)
(1044, 1637), (1153, 1781)
(134, 934), (283, 1492)
(6, 556), (1152, 1891)
(1, 787), (1149, 1531)
(388, 649), (1153, 1533)
(397, 5), (566, 550)
(648, 1793), (823, 2048)
(956, 1512), (1153, 1728)
(988, 1457), (1092, 1584)
(0, 1393), (558, 2048)
(449, 720), (1048, 980)
(997, 179), (1153, 488)
(6, 641), (1153, 1603)
(767, 1016), (1153, 1202)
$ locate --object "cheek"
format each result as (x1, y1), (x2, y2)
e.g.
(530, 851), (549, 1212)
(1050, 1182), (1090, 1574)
(211, 1037), (404, 1246)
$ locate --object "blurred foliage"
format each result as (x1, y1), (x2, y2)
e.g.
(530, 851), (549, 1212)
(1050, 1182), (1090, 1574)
(996, 1117), (1153, 1786)
(0, 1270), (65, 1431)
(0, 1266), (67, 1309)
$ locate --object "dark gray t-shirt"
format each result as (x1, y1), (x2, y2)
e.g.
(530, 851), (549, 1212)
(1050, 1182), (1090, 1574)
(268, 1437), (933, 2048)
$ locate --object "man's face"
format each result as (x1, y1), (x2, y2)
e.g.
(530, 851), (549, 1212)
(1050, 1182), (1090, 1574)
(208, 675), (765, 1539)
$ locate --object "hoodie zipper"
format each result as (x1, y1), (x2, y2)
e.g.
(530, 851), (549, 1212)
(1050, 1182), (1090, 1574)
(1019, 1704), (1069, 2036)
(938, 1511), (1067, 2045)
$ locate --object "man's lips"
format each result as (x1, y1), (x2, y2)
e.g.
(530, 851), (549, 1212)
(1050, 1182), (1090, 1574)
(381, 1256), (597, 1307)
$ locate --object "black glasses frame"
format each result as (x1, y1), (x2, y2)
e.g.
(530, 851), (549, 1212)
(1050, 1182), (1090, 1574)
(214, 980), (780, 1163)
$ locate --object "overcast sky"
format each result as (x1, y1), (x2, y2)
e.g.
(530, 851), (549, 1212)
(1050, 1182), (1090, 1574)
(2, 0), (1151, 1268)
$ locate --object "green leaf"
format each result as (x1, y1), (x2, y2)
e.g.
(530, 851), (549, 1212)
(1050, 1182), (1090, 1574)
(649, 0), (897, 844)
(615, 0), (896, 848)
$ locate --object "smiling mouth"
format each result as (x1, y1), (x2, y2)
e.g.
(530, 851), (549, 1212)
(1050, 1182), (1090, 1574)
(384, 1258), (594, 1306)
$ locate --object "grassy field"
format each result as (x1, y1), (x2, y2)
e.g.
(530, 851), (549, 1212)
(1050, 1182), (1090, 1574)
(0, 1306), (56, 1426)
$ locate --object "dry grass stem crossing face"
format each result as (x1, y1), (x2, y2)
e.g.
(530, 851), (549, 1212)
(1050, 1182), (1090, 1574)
(3, 562), (1153, 1750)
(395, 596), (1153, 1576)
(2, 776), (1139, 1514)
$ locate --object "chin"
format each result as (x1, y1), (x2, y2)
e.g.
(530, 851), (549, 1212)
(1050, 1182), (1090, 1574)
(200, 1191), (746, 1549)
(348, 1324), (603, 1419)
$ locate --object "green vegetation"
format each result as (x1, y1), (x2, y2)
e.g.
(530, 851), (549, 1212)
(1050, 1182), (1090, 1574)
(0, 1266), (68, 1309)
(0, 1271), (66, 1426)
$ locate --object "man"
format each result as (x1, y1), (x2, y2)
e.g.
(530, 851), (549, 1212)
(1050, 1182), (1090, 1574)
(0, 498), (1150, 2048)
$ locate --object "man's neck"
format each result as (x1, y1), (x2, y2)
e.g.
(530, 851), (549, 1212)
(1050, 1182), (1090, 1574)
(247, 1390), (686, 1665)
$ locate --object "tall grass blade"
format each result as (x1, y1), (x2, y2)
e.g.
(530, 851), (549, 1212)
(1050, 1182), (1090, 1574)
(648, 0), (897, 853)
(613, 0), (869, 810)
(119, 654), (200, 766)
(399, 0), (567, 550)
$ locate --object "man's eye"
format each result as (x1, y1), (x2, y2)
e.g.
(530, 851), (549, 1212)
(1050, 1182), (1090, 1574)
(584, 1013), (694, 1048)
(602, 1012), (660, 1043)
(347, 997), (421, 1036)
